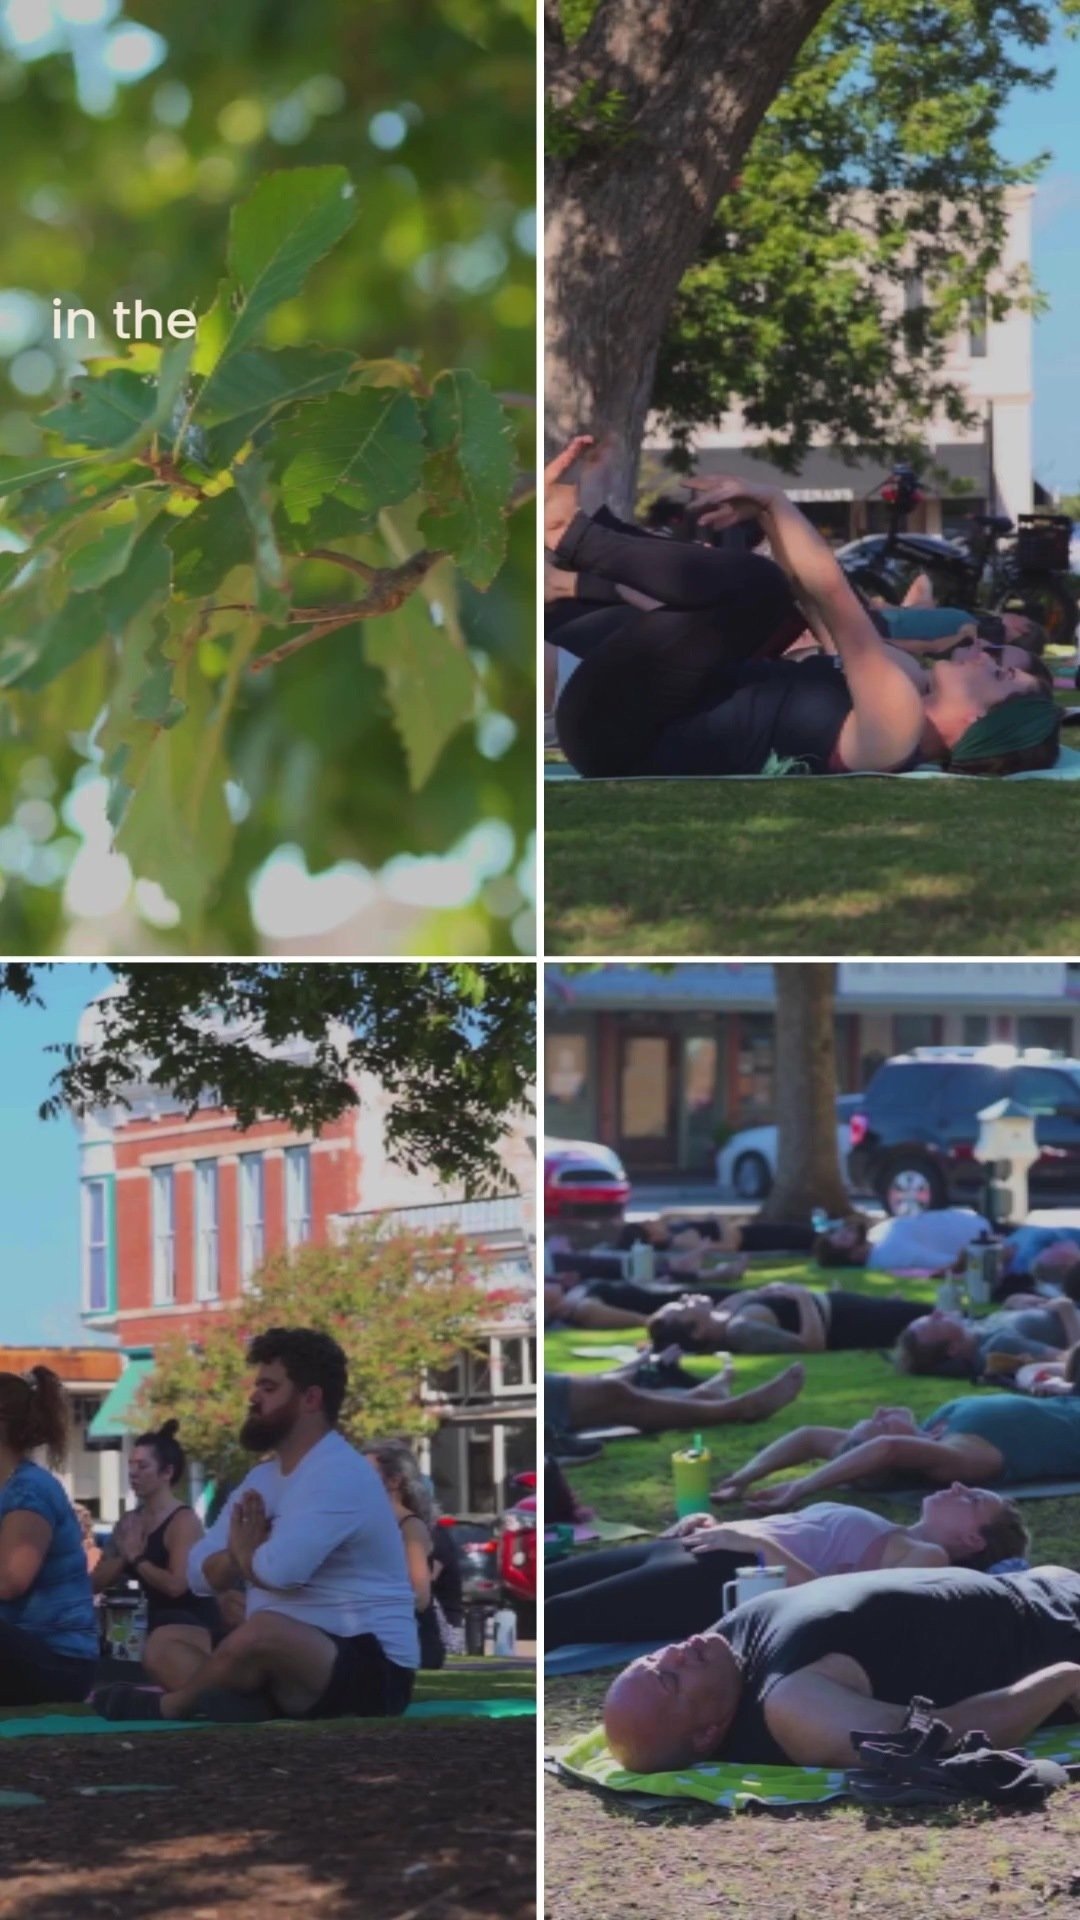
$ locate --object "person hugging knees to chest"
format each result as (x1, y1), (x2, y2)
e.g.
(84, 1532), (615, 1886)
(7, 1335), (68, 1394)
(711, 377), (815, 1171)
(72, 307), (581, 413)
(91, 1328), (419, 1724)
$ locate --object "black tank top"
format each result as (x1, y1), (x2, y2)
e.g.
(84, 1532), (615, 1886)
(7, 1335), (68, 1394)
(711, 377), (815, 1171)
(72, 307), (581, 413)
(139, 1506), (220, 1635)
(646, 657), (856, 776)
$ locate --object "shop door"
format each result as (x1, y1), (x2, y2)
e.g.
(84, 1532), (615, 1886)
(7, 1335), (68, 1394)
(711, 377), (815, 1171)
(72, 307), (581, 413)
(616, 1031), (678, 1170)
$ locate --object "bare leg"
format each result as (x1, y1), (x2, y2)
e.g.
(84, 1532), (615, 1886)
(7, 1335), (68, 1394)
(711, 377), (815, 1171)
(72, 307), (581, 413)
(711, 1424), (848, 1502)
(566, 1364), (805, 1434)
(159, 1610), (337, 1720)
(143, 1624), (213, 1693)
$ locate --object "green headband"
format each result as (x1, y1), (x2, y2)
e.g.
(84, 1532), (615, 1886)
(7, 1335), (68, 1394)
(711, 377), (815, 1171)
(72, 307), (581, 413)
(950, 696), (1061, 767)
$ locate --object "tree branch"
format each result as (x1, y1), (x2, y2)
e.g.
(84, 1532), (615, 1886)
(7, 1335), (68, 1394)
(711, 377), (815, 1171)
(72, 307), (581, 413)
(248, 547), (445, 674)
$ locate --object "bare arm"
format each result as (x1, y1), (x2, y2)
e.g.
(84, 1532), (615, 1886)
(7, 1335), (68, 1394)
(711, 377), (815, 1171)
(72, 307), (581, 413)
(0, 1512), (51, 1601)
(401, 1517), (433, 1612)
(755, 1284), (827, 1352)
(765, 1661), (1080, 1768)
(1048, 1297), (1080, 1347)
(91, 1549), (127, 1594)
(133, 1511), (204, 1601)
(690, 1522), (817, 1586)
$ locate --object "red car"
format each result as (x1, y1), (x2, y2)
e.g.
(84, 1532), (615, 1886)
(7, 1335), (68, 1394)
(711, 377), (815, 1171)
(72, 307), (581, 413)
(543, 1136), (630, 1224)
(498, 1472), (536, 1633)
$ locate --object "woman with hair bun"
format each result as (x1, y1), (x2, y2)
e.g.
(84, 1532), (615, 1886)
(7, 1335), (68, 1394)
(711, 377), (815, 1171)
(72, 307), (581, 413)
(0, 1364), (97, 1703)
(93, 1417), (222, 1689)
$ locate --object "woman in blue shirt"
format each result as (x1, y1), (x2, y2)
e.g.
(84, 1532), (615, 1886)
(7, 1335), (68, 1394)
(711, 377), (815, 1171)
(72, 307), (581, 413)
(0, 1365), (98, 1703)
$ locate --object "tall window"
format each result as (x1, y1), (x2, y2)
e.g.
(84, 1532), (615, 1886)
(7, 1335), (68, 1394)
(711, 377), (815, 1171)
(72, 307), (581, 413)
(151, 1167), (175, 1305)
(84, 1179), (109, 1312)
(285, 1145), (312, 1248)
(195, 1161), (219, 1300)
(239, 1153), (265, 1284)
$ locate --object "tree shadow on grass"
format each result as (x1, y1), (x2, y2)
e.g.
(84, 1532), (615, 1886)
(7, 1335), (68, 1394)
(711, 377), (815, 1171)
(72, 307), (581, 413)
(0, 1718), (536, 1920)
(546, 782), (1080, 955)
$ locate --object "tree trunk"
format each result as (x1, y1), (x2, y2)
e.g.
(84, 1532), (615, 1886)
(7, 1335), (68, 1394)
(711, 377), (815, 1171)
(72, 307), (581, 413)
(545, 0), (834, 511)
(758, 964), (850, 1225)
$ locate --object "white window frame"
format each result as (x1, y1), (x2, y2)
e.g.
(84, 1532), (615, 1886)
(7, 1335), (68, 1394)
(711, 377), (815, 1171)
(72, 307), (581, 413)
(490, 1333), (533, 1395)
(83, 1178), (109, 1313)
(195, 1160), (220, 1301)
(151, 1166), (176, 1305)
(239, 1152), (265, 1285)
(284, 1145), (312, 1249)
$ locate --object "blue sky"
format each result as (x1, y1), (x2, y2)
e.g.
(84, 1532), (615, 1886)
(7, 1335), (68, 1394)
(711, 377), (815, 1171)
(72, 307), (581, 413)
(0, 964), (103, 1347)
(999, 21), (1080, 492)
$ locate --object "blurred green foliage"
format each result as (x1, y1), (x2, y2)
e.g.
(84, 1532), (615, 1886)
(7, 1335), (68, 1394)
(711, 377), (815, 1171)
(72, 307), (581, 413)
(0, 0), (536, 955)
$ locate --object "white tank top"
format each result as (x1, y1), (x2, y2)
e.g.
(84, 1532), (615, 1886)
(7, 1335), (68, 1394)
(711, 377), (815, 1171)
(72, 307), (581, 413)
(759, 1502), (899, 1575)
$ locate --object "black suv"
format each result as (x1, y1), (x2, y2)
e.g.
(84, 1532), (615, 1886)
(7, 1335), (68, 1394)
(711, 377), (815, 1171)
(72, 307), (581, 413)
(847, 1048), (1080, 1214)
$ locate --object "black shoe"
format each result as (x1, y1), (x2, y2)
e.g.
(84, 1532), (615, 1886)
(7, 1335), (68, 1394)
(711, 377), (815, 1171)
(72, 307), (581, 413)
(545, 1427), (604, 1465)
(90, 1683), (165, 1721)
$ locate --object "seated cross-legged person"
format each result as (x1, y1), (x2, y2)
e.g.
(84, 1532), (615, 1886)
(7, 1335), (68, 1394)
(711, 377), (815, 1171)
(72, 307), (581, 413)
(603, 1565), (1080, 1772)
(92, 1328), (418, 1723)
(92, 1418), (222, 1689)
(0, 1366), (97, 1705)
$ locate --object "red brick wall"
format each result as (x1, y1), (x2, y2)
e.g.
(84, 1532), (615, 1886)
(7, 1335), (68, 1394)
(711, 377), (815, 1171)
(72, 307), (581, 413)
(110, 1105), (362, 1348)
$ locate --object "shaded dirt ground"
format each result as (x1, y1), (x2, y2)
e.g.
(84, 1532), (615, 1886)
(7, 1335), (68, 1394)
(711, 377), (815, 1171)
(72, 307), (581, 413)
(0, 1718), (536, 1920)
(545, 1676), (1080, 1920)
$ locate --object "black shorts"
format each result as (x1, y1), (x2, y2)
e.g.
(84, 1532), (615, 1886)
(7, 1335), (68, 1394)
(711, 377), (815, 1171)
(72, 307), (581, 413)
(302, 1631), (416, 1720)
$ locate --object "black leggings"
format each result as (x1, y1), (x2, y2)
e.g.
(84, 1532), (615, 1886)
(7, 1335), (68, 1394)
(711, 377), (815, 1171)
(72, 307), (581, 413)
(0, 1617), (95, 1706)
(553, 509), (802, 637)
(546, 1539), (741, 1648)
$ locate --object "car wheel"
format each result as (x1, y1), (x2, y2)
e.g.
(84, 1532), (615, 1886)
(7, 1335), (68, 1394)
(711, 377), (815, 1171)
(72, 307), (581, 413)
(733, 1151), (772, 1201)
(877, 1154), (946, 1216)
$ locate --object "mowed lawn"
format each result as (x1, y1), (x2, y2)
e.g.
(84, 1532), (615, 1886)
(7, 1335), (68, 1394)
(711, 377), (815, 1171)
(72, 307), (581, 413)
(544, 774), (1080, 956)
(544, 1273), (1080, 1920)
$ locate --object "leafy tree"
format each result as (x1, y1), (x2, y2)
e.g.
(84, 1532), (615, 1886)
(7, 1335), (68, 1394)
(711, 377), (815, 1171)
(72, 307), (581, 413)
(2, 959), (536, 1189)
(135, 1223), (508, 1482)
(546, 0), (1080, 506)
(0, 0), (535, 955)
(656, 0), (1080, 469)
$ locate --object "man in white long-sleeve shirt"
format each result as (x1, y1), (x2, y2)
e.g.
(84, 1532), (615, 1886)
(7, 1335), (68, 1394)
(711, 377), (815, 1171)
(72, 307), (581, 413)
(92, 1328), (419, 1722)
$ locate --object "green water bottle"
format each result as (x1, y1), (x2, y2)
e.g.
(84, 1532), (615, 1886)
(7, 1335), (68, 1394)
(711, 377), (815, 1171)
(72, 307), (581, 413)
(672, 1433), (713, 1518)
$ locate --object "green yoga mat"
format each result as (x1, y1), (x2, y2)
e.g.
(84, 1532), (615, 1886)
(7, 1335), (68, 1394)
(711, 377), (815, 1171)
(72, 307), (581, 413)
(0, 1698), (534, 1741)
(556, 1720), (1080, 1813)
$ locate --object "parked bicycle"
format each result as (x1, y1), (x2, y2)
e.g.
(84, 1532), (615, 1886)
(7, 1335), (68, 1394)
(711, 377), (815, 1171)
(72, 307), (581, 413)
(837, 463), (1079, 648)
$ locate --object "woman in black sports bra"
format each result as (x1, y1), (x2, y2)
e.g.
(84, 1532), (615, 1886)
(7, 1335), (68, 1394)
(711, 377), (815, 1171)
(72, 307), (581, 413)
(364, 1441), (449, 1670)
(648, 1284), (925, 1355)
(92, 1420), (221, 1683)
(546, 439), (1061, 780)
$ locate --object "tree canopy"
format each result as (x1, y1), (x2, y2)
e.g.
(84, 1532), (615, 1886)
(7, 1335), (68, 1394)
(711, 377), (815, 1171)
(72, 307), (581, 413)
(137, 1222), (508, 1482)
(655, 0), (1080, 468)
(0, 0), (535, 955)
(3, 959), (536, 1190)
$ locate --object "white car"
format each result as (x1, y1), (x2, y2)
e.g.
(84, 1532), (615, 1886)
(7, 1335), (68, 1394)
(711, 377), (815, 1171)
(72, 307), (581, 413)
(716, 1096), (860, 1202)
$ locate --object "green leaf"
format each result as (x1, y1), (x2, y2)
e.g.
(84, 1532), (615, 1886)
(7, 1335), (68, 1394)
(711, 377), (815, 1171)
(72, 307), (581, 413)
(194, 344), (355, 467)
(233, 454), (289, 622)
(99, 521), (172, 636)
(365, 591), (476, 789)
(168, 490), (252, 597)
(418, 370), (514, 588)
(0, 454), (95, 502)
(0, 596), (107, 692)
(115, 673), (233, 922)
(197, 168), (358, 412)
(41, 368), (156, 449)
(66, 501), (161, 593)
(276, 387), (424, 525)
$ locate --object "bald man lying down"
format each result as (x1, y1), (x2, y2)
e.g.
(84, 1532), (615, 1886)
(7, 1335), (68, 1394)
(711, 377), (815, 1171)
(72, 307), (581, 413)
(602, 1566), (1080, 1773)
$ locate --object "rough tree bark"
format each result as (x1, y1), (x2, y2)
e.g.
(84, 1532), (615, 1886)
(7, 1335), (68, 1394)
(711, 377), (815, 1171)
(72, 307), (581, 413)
(758, 963), (851, 1225)
(545, 0), (835, 511)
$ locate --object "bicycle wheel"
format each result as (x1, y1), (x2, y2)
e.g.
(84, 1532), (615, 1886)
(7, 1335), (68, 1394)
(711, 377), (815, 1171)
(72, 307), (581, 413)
(995, 575), (1078, 647)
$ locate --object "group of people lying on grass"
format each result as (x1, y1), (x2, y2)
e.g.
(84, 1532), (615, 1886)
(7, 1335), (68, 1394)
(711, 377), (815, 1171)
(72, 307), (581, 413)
(548, 1210), (1080, 1773)
(0, 1329), (464, 1719)
(545, 436), (1063, 779)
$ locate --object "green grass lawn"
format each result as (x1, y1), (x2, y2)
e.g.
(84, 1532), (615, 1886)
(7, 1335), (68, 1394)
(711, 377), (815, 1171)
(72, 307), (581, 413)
(545, 1267), (1080, 1916)
(545, 777), (1080, 955)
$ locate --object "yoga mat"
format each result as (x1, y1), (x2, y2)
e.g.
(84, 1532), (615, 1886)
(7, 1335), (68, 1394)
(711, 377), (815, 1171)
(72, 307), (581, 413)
(576, 1425), (641, 1442)
(0, 1698), (535, 1741)
(553, 1719), (1080, 1814)
(569, 1345), (641, 1364)
(545, 743), (1080, 783)
(573, 1518), (651, 1544)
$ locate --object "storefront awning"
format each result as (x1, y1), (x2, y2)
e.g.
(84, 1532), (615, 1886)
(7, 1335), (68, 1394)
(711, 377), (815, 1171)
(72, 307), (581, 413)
(87, 1357), (154, 1447)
